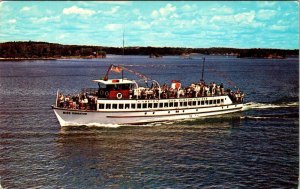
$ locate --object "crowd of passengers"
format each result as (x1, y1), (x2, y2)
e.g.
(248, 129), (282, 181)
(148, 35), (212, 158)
(139, 82), (244, 102)
(57, 81), (244, 110)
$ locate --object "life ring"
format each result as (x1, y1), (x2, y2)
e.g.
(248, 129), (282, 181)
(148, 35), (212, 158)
(116, 93), (122, 99)
(105, 91), (109, 97)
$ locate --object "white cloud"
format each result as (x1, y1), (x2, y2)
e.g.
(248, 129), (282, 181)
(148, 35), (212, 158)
(105, 24), (122, 31)
(63, 6), (95, 16)
(151, 3), (176, 18)
(21, 6), (32, 12)
(181, 4), (197, 12)
(98, 6), (120, 15)
(151, 10), (159, 18)
(31, 16), (60, 23)
(132, 21), (151, 30)
(257, 2), (277, 8)
(210, 6), (234, 14)
(234, 11), (255, 24)
(8, 19), (17, 24)
(159, 3), (176, 16)
(270, 24), (288, 31)
(257, 9), (277, 20)
(210, 11), (263, 28)
(133, 8), (141, 16)
(94, 1), (131, 5)
(58, 34), (67, 39)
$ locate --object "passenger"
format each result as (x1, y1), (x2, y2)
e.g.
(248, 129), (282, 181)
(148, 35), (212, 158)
(220, 83), (224, 95)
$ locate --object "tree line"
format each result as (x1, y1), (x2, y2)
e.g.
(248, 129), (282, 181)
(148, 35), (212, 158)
(0, 41), (298, 59)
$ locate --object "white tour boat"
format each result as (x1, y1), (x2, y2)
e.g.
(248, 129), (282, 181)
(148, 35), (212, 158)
(52, 64), (244, 127)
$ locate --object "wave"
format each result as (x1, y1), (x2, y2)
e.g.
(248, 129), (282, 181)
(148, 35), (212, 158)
(243, 101), (299, 111)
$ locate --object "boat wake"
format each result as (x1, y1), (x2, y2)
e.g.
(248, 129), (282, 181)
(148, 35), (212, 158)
(240, 113), (299, 120)
(243, 101), (298, 111)
(62, 122), (121, 128)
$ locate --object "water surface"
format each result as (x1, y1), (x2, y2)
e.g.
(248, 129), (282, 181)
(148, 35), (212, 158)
(0, 55), (298, 188)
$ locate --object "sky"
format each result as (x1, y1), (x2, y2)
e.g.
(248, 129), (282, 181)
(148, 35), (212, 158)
(0, 1), (299, 49)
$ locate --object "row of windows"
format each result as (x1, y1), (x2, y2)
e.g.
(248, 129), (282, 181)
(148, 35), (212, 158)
(99, 99), (225, 110)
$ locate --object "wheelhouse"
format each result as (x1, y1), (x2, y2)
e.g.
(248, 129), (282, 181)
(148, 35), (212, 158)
(93, 79), (137, 100)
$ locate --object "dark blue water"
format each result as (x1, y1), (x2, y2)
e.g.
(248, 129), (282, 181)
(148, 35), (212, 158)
(0, 55), (298, 188)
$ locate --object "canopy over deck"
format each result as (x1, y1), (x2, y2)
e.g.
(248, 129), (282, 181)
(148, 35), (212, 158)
(92, 79), (136, 85)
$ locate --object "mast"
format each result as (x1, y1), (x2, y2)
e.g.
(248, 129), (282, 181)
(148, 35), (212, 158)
(201, 57), (205, 82)
(122, 29), (124, 80)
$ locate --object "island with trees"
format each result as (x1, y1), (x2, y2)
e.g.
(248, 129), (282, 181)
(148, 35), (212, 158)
(0, 41), (298, 61)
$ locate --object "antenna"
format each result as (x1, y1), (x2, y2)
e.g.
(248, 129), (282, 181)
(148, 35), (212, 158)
(201, 57), (205, 82)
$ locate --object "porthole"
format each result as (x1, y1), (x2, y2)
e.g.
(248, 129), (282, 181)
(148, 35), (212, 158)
(145, 112), (147, 115)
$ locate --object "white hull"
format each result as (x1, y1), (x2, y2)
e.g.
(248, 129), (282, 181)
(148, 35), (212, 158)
(53, 99), (243, 127)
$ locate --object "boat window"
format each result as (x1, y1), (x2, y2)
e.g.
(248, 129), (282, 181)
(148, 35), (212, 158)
(137, 103), (141, 109)
(213, 100), (217, 104)
(148, 103), (152, 108)
(205, 100), (208, 105)
(180, 102), (183, 106)
(201, 101), (204, 105)
(209, 100), (212, 104)
(106, 104), (111, 109)
(119, 104), (124, 109)
(221, 99), (224, 103)
(217, 99), (220, 104)
(159, 103), (163, 108)
(169, 102), (174, 107)
(99, 104), (104, 109)
(125, 104), (130, 109)
(184, 102), (187, 106)
(174, 102), (178, 107)
(164, 102), (168, 107)
(143, 103), (147, 109)
(112, 104), (117, 109)
(188, 101), (192, 106)
(154, 103), (158, 108)
(131, 104), (136, 109)
(198, 101), (201, 105)
(193, 101), (196, 106)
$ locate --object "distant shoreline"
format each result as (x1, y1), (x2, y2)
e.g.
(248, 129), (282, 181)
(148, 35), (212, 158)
(0, 41), (298, 60)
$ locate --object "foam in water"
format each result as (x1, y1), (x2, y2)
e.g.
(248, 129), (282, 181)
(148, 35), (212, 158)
(243, 102), (299, 111)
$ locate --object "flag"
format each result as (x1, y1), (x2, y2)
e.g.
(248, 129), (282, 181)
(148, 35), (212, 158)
(111, 65), (122, 73)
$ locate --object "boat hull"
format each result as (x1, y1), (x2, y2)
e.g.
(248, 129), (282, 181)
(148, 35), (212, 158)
(52, 103), (243, 127)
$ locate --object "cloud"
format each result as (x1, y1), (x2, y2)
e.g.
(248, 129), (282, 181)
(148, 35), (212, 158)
(234, 11), (255, 24)
(151, 3), (176, 18)
(98, 6), (120, 15)
(21, 6), (32, 12)
(210, 6), (234, 14)
(63, 6), (95, 16)
(257, 9), (277, 20)
(105, 24), (122, 31)
(181, 4), (197, 12)
(30, 16), (60, 23)
(132, 21), (151, 30)
(8, 19), (17, 24)
(257, 2), (277, 8)
(270, 24), (288, 31)
(160, 3), (176, 16)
